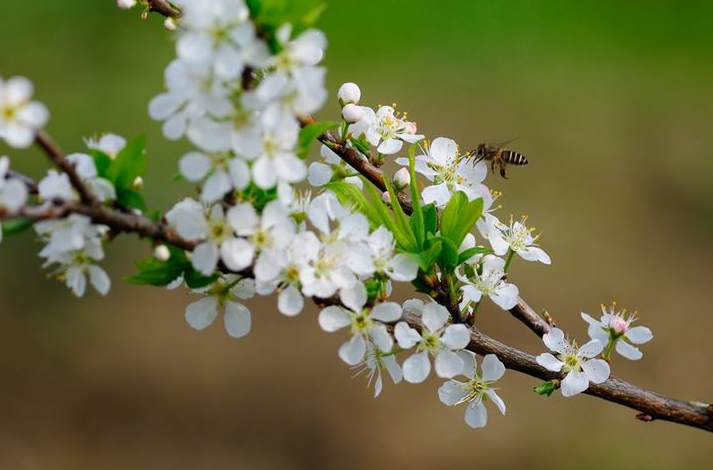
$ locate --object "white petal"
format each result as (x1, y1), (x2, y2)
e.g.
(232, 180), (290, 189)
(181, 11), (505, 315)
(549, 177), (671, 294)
(370, 302), (402, 322)
(226, 203), (258, 234)
(179, 152), (211, 182)
(87, 265), (111, 296)
(616, 340), (643, 360)
(377, 138), (403, 155)
(626, 326), (653, 344)
(369, 324), (394, 352)
(435, 350), (465, 378)
(338, 334), (366, 365)
(224, 301), (251, 338)
(438, 380), (467, 406)
(536, 353), (564, 372)
(442, 324), (471, 350)
(318, 306), (351, 332)
(542, 328), (568, 354)
(490, 283), (520, 310)
(227, 158), (251, 190)
(464, 400), (488, 428)
(394, 322), (421, 349)
(307, 162), (333, 187)
(561, 370), (589, 397)
(220, 237), (255, 271)
(484, 389), (506, 415)
(422, 302), (449, 332)
(200, 169), (232, 202)
(339, 282), (367, 313)
(185, 297), (219, 330)
(387, 254), (419, 281)
(581, 358), (610, 384)
(192, 241), (219, 275)
(402, 351), (431, 384)
(579, 339), (604, 358)
(480, 354), (505, 382)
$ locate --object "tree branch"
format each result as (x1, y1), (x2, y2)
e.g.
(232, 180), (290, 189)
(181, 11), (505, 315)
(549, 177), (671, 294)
(35, 131), (98, 205)
(145, 0), (181, 19)
(5, 129), (708, 433)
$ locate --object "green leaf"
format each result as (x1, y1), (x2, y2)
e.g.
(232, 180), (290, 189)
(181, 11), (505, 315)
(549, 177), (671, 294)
(349, 137), (371, 158)
(422, 203), (438, 236)
(107, 135), (147, 191)
(449, 197), (484, 249)
(436, 236), (460, 270)
(88, 150), (112, 177)
(457, 246), (492, 265)
(250, 0), (327, 34)
(534, 381), (557, 397)
(382, 173), (417, 252)
(415, 240), (442, 272)
(363, 180), (409, 249)
(1, 218), (33, 237)
(126, 252), (188, 287)
(297, 120), (338, 159)
(184, 269), (220, 289)
(440, 191), (467, 240)
(116, 188), (147, 212)
(407, 144), (424, 249)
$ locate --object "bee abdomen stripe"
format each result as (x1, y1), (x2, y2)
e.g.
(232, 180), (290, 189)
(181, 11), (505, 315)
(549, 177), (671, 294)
(503, 150), (528, 165)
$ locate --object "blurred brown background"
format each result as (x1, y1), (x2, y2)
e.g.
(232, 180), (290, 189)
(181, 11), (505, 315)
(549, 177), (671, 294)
(1, 1), (712, 468)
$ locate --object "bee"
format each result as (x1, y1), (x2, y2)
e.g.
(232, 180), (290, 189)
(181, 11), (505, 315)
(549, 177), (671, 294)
(466, 140), (528, 179)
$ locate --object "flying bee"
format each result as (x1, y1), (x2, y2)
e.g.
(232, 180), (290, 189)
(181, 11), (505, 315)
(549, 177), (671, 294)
(466, 140), (528, 179)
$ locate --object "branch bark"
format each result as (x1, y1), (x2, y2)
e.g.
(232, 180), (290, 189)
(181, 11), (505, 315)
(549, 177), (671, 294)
(145, 0), (181, 18)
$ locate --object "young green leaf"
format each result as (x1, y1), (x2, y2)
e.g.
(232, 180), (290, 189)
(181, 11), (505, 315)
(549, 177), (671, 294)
(407, 144), (424, 249)
(324, 181), (380, 227)
(382, 173), (417, 252)
(415, 240), (442, 272)
(107, 134), (147, 191)
(457, 246), (492, 265)
(297, 120), (338, 159)
(1, 218), (34, 237)
(448, 197), (484, 249)
(534, 381), (557, 397)
(439, 191), (467, 241)
(363, 180), (409, 249)
(422, 203), (438, 236)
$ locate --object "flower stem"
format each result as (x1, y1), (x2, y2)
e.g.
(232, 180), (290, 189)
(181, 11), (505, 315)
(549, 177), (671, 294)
(603, 338), (616, 361)
(503, 249), (515, 272)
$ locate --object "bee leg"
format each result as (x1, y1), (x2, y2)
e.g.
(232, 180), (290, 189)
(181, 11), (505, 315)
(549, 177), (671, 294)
(490, 160), (496, 174)
(499, 164), (508, 179)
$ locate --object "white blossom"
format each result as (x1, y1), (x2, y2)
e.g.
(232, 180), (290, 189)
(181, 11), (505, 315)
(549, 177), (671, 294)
(366, 226), (418, 282)
(185, 276), (255, 339)
(0, 76), (49, 148)
(488, 216), (551, 265)
(352, 343), (402, 398)
(338, 82), (361, 105)
(318, 282), (402, 365)
(536, 328), (610, 397)
(350, 105), (423, 155)
(85, 133), (126, 159)
(581, 304), (653, 360)
(456, 255), (519, 310)
(394, 301), (471, 383)
(307, 145), (363, 188)
(397, 137), (488, 208)
(438, 352), (506, 428)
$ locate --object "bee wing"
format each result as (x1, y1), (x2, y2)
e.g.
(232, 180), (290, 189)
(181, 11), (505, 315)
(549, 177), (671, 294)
(493, 136), (521, 147)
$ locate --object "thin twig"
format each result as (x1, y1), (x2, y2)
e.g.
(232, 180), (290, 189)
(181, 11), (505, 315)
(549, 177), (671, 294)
(145, 0), (181, 18)
(35, 131), (98, 205)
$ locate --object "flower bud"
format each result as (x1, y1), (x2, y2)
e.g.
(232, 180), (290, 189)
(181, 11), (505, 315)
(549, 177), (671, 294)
(164, 17), (178, 31)
(341, 103), (364, 123)
(608, 316), (628, 335)
(154, 244), (171, 262)
(132, 176), (144, 190)
(116, 0), (137, 10)
(381, 191), (391, 204)
(392, 167), (410, 190)
(338, 82), (361, 105)
(403, 121), (418, 135)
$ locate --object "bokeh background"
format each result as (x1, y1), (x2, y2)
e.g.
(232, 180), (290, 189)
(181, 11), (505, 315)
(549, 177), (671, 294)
(1, 0), (712, 468)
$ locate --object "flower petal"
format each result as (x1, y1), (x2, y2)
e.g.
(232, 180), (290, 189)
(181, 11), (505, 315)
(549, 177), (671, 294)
(480, 354), (505, 382)
(338, 334), (366, 365)
(536, 353), (564, 372)
(561, 370), (589, 397)
(402, 351), (431, 383)
(224, 301), (251, 338)
(318, 306), (351, 332)
(581, 358), (610, 384)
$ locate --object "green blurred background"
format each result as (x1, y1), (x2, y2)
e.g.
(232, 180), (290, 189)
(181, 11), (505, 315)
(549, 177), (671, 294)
(1, 1), (712, 468)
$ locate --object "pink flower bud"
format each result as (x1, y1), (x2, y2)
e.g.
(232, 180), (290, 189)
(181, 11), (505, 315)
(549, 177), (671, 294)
(341, 103), (364, 123)
(403, 121), (418, 135)
(116, 0), (137, 9)
(608, 316), (628, 335)
(338, 82), (361, 105)
(393, 167), (410, 190)
(381, 191), (391, 204)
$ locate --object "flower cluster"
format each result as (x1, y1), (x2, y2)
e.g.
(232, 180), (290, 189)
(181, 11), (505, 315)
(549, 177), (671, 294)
(150, 0), (327, 203)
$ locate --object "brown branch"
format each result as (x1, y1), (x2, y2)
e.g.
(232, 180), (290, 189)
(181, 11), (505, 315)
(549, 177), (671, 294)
(35, 131), (98, 205)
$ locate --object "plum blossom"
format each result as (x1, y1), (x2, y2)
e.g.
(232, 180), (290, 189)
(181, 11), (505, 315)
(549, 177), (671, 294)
(456, 255), (519, 310)
(318, 283), (402, 365)
(66, 153), (116, 202)
(85, 133), (126, 158)
(438, 352), (506, 428)
(394, 301), (471, 383)
(350, 105), (423, 155)
(536, 328), (610, 397)
(352, 343), (403, 398)
(488, 216), (551, 265)
(185, 276), (255, 339)
(581, 304), (653, 360)
(366, 226), (418, 282)
(397, 137), (488, 207)
(307, 145), (363, 188)
(0, 76), (49, 148)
